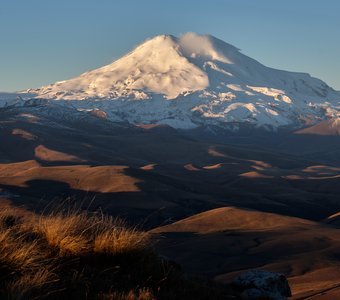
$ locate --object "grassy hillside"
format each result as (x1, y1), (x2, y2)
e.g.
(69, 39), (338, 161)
(0, 203), (235, 300)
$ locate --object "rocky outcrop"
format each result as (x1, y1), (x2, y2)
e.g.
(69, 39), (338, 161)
(233, 269), (291, 300)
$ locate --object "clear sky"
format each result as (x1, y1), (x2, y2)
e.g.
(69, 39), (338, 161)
(1, 0), (339, 92)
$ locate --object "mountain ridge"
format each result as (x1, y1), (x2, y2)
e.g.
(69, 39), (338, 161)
(10, 33), (340, 130)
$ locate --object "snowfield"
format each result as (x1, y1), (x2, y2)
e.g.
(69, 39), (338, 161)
(12, 33), (340, 130)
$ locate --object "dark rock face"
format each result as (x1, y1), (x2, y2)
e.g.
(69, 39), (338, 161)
(233, 269), (291, 300)
(23, 98), (48, 107)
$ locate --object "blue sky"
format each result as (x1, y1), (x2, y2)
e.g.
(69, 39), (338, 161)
(1, 0), (339, 91)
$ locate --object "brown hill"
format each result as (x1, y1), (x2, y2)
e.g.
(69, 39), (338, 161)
(152, 206), (314, 234)
(153, 207), (340, 299)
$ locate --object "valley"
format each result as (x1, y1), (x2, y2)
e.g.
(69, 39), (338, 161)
(1, 104), (340, 298)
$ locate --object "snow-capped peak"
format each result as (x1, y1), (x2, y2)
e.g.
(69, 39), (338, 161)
(27, 33), (340, 130)
(29, 33), (250, 101)
(33, 33), (213, 100)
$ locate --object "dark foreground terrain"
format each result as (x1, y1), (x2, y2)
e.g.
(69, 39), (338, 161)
(0, 202), (237, 299)
(1, 104), (340, 299)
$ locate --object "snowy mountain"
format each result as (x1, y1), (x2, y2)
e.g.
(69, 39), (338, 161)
(26, 33), (340, 130)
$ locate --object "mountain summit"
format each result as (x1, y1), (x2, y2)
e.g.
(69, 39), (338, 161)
(28, 33), (340, 129)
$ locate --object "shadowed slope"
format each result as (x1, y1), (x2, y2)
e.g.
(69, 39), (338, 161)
(296, 118), (340, 136)
(153, 207), (340, 299)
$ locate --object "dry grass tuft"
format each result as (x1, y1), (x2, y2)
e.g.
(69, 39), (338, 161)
(36, 212), (93, 255)
(35, 210), (150, 256)
(99, 288), (156, 300)
(5, 269), (57, 300)
(94, 224), (149, 255)
(0, 228), (46, 275)
(0, 204), (154, 299)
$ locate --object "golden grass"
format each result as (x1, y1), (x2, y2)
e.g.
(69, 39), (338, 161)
(94, 226), (149, 255)
(0, 204), (151, 299)
(36, 212), (93, 255)
(35, 210), (150, 256)
(0, 213), (54, 299)
(0, 230), (43, 272)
